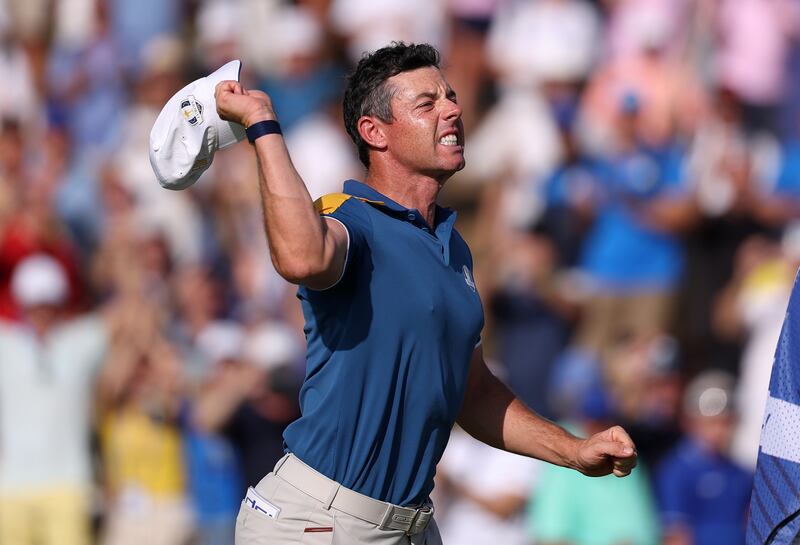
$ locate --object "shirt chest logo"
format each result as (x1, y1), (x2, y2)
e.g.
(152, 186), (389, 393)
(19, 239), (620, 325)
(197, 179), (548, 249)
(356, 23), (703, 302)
(463, 265), (476, 292)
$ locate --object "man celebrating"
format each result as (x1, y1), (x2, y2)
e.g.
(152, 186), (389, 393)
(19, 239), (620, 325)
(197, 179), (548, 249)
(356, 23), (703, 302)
(214, 43), (637, 545)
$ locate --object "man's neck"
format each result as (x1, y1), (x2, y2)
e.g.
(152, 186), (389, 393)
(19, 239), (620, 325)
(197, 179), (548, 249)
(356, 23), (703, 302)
(364, 163), (448, 227)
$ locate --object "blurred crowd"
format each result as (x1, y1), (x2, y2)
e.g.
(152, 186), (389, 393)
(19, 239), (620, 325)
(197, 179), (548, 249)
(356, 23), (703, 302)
(1, 0), (800, 544)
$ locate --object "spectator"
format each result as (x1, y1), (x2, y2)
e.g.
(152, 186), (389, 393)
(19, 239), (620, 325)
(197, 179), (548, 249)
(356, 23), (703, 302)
(484, 228), (574, 419)
(605, 332), (683, 470)
(193, 321), (303, 493)
(46, 0), (127, 155)
(0, 254), (108, 545)
(527, 368), (660, 545)
(574, 93), (696, 356)
(0, 143), (83, 319)
(106, 0), (184, 75)
(257, 5), (345, 133)
(97, 330), (194, 545)
(712, 236), (795, 469)
(182, 323), (247, 545)
(581, 15), (708, 150)
(656, 371), (753, 545)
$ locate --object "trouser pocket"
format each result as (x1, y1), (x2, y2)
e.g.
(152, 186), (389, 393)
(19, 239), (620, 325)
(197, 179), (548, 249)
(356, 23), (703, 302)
(236, 476), (335, 545)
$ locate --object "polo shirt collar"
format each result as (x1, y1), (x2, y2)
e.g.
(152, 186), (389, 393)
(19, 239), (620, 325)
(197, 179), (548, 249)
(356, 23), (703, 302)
(343, 179), (456, 227)
(343, 179), (457, 265)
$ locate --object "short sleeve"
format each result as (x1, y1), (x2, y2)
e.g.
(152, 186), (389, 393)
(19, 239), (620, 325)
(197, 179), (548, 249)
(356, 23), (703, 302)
(314, 193), (372, 288)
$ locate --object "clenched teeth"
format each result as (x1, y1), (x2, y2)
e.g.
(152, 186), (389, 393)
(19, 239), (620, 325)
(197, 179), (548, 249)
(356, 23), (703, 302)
(438, 134), (458, 146)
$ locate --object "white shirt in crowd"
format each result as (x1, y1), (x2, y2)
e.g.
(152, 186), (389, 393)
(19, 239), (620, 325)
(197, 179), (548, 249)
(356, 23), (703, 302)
(0, 316), (107, 491)
(436, 427), (541, 545)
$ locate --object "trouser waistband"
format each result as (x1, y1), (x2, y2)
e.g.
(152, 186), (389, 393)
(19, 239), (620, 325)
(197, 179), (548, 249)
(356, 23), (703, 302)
(273, 454), (433, 536)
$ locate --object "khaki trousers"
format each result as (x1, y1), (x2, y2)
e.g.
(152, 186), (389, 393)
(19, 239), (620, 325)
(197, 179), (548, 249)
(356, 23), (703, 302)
(236, 466), (442, 545)
(577, 291), (674, 355)
(0, 485), (90, 545)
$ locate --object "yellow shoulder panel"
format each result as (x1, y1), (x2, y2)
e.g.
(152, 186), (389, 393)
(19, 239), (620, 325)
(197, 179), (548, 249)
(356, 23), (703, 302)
(314, 193), (385, 214)
(314, 193), (352, 215)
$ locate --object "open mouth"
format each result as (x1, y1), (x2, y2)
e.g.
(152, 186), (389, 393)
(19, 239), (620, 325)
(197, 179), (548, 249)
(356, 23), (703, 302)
(438, 134), (459, 146)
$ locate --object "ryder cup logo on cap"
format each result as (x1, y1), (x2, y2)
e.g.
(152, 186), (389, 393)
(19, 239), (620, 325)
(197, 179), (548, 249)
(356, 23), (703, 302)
(180, 96), (203, 126)
(149, 59), (247, 190)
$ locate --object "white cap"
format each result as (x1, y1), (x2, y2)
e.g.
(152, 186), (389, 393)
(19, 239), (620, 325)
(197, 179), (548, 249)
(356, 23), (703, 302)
(11, 254), (69, 308)
(149, 59), (247, 190)
(245, 322), (302, 371)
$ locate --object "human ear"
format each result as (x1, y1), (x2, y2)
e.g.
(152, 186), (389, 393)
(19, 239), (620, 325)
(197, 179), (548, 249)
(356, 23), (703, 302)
(357, 116), (388, 151)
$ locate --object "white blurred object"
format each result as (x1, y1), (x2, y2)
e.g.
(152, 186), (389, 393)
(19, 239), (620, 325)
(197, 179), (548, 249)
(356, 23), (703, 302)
(197, 1), (241, 47)
(53, 0), (96, 49)
(605, 0), (691, 59)
(437, 428), (540, 545)
(284, 112), (361, 200)
(487, 0), (600, 88)
(731, 259), (793, 468)
(245, 322), (303, 371)
(463, 89), (561, 186)
(238, 0), (284, 76)
(11, 254), (69, 308)
(196, 321), (247, 363)
(271, 6), (322, 60)
(684, 371), (736, 418)
(330, 0), (445, 62)
(140, 34), (186, 77)
(0, 33), (38, 127)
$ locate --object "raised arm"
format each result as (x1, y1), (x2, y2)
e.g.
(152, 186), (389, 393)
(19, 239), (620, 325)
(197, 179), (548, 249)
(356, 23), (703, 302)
(456, 346), (637, 477)
(215, 81), (349, 289)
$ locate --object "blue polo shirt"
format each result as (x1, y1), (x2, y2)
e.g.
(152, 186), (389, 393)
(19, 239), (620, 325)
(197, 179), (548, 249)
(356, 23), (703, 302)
(579, 144), (686, 290)
(283, 180), (484, 507)
(656, 438), (752, 545)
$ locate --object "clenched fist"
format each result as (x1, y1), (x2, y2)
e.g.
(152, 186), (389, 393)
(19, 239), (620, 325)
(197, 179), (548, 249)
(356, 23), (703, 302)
(574, 425), (638, 478)
(215, 80), (277, 128)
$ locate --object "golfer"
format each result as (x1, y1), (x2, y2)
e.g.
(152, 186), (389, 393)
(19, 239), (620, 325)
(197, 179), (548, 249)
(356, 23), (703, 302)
(214, 42), (637, 545)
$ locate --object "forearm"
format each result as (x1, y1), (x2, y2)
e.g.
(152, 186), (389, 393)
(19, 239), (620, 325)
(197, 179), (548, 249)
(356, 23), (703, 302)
(457, 365), (581, 470)
(192, 385), (244, 433)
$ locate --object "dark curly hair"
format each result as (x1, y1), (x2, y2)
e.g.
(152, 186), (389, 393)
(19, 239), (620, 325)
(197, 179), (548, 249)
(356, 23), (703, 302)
(343, 42), (441, 168)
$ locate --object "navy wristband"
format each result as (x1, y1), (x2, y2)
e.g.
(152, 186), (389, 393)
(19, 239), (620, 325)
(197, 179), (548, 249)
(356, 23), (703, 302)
(246, 120), (282, 143)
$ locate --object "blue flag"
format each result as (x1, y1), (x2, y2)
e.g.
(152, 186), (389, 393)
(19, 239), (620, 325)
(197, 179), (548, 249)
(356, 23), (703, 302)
(748, 270), (800, 544)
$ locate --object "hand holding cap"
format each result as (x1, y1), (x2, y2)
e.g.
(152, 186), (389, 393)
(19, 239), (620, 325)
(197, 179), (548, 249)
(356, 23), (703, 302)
(149, 60), (247, 190)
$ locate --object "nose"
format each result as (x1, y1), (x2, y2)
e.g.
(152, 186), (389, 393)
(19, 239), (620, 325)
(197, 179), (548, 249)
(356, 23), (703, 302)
(444, 98), (462, 121)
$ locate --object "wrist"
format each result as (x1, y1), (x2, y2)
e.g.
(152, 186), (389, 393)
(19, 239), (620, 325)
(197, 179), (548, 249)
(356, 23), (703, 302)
(565, 435), (585, 471)
(243, 110), (277, 129)
(246, 119), (282, 143)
